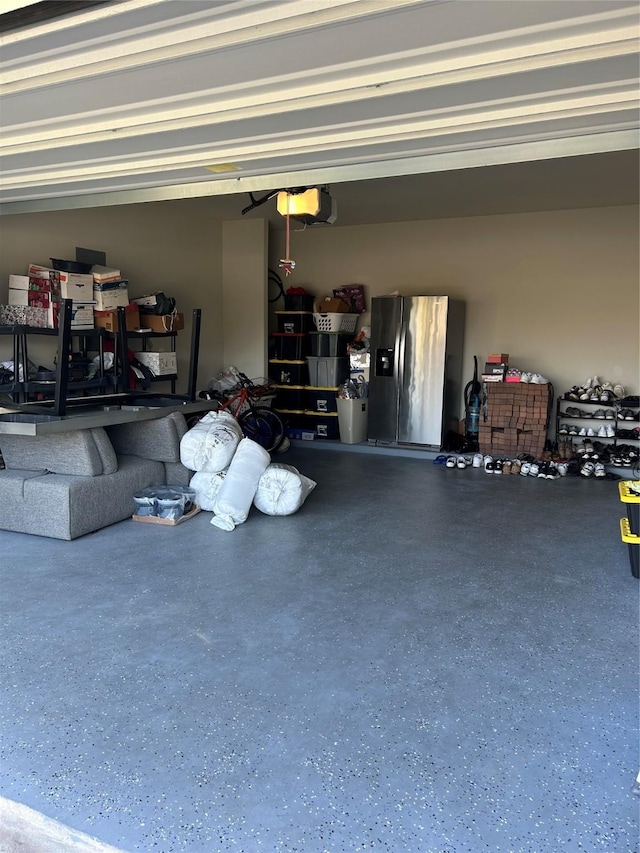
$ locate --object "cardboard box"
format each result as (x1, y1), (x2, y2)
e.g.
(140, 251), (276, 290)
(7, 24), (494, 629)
(313, 297), (350, 314)
(132, 505), (201, 525)
(135, 351), (177, 375)
(28, 266), (94, 301)
(48, 302), (95, 330)
(483, 362), (507, 376)
(139, 313), (184, 332)
(58, 273), (94, 301)
(94, 306), (140, 333)
(8, 274), (51, 291)
(8, 288), (51, 308)
(93, 284), (129, 311)
(333, 285), (366, 314)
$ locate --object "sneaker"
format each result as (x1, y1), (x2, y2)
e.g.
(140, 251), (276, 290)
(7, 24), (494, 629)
(456, 456), (468, 469)
(559, 423), (569, 434)
(520, 372), (532, 383)
(493, 460), (504, 474)
(578, 427), (587, 437)
(586, 427), (595, 437)
(511, 459), (522, 475)
(520, 461), (531, 476)
(568, 425), (579, 436)
(529, 462), (540, 477)
(606, 425), (615, 438)
(502, 460), (512, 474)
(530, 373), (549, 384)
(484, 456), (494, 473)
(594, 462), (606, 478)
(580, 461), (595, 477)
(605, 409), (615, 419)
(546, 463), (559, 479)
(621, 409), (635, 420)
(446, 456), (457, 468)
(613, 383), (626, 399)
(592, 409), (606, 419)
(472, 453), (483, 468)
(537, 462), (547, 478)
(597, 425), (608, 437)
(556, 462), (569, 476)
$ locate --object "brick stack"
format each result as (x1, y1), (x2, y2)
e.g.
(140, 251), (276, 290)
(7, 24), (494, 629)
(479, 383), (550, 458)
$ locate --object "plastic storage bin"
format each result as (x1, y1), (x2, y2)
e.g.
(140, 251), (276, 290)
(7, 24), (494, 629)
(312, 313), (358, 333)
(304, 410), (340, 439)
(306, 386), (338, 413)
(271, 333), (310, 360)
(275, 409), (306, 430)
(275, 311), (314, 334)
(618, 481), (640, 535)
(309, 332), (353, 357)
(274, 385), (307, 410)
(306, 356), (349, 387)
(284, 293), (315, 311)
(619, 517), (640, 578)
(268, 359), (309, 385)
(336, 398), (368, 444)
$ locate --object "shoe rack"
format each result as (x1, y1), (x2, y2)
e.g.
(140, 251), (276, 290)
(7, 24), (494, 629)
(557, 397), (640, 448)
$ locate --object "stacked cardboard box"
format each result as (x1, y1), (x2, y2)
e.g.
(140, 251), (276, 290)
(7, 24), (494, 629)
(479, 382), (550, 458)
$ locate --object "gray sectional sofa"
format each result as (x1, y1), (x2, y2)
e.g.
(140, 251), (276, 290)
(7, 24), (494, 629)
(0, 411), (191, 540)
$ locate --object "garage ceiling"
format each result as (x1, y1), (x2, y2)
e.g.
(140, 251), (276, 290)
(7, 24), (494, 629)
(0, 0), (638, 219)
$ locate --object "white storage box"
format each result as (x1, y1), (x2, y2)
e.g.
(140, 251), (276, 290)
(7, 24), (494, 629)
(8, 288), (51, 308)
(136, 351), (177, 375)
(47, 302), (95, 330)
(9, 275), (51, 292)
(57, 273), (93, 301)
(313, 312), (358, 333)
(93, 284), (129, 310)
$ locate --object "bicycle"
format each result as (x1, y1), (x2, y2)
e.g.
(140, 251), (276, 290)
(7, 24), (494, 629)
(199, 373), (286, 452)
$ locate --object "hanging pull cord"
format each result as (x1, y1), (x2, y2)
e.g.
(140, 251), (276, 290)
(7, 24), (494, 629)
(278, 202), (296, 276)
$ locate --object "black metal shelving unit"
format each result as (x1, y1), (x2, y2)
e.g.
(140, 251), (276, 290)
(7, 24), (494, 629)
(0, 303), (203, 417)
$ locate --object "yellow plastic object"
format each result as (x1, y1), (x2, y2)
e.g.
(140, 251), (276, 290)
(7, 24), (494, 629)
(618, 481), (640, 503)
(620, 517), (640, 543)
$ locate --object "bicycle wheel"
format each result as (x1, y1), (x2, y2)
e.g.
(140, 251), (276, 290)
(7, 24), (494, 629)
(239, 406), (286, 452)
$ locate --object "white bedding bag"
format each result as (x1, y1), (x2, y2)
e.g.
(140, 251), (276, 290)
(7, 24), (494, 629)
(211, 438), (271, 531)
(253, 463), (317, 516)
(179, 411), (243, 473)
(189, 469), (228, 512)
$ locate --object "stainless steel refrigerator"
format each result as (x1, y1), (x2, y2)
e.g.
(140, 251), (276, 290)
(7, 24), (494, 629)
(367, 296), (465, 449)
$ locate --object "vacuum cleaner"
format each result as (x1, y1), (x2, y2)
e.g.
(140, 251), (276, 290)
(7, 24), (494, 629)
(464, 356), (482, 449)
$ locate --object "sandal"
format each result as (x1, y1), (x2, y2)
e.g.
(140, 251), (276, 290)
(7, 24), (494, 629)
(433, 454), (448, 464)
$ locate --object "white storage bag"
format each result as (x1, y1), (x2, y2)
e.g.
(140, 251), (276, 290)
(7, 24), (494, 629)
(211, 438), (271, 531)
(179, 411), (243, 473)
(189, 469), (228, 512)
(253, 463), (317, 516)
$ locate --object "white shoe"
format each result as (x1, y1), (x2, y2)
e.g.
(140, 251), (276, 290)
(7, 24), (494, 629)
(606, 425), (615, 438)
(520, 372), (532, 383)
(586, 427), (595, 437)
(472, 453), (483, 468)
(456, 456), (468, 469)
(578, 427), (587, 436)
(597, 425), (608, 437)
(530, 373), (549, 384)
(613, 384), (626, 399)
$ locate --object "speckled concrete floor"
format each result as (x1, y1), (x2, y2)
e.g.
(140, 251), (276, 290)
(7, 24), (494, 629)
(0, 447), (638, 853)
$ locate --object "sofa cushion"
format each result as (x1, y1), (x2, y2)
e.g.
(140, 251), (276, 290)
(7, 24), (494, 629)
(0, 428), (118, 476)
(106, 412), (188, 463)
(0, 456), (165, 540)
